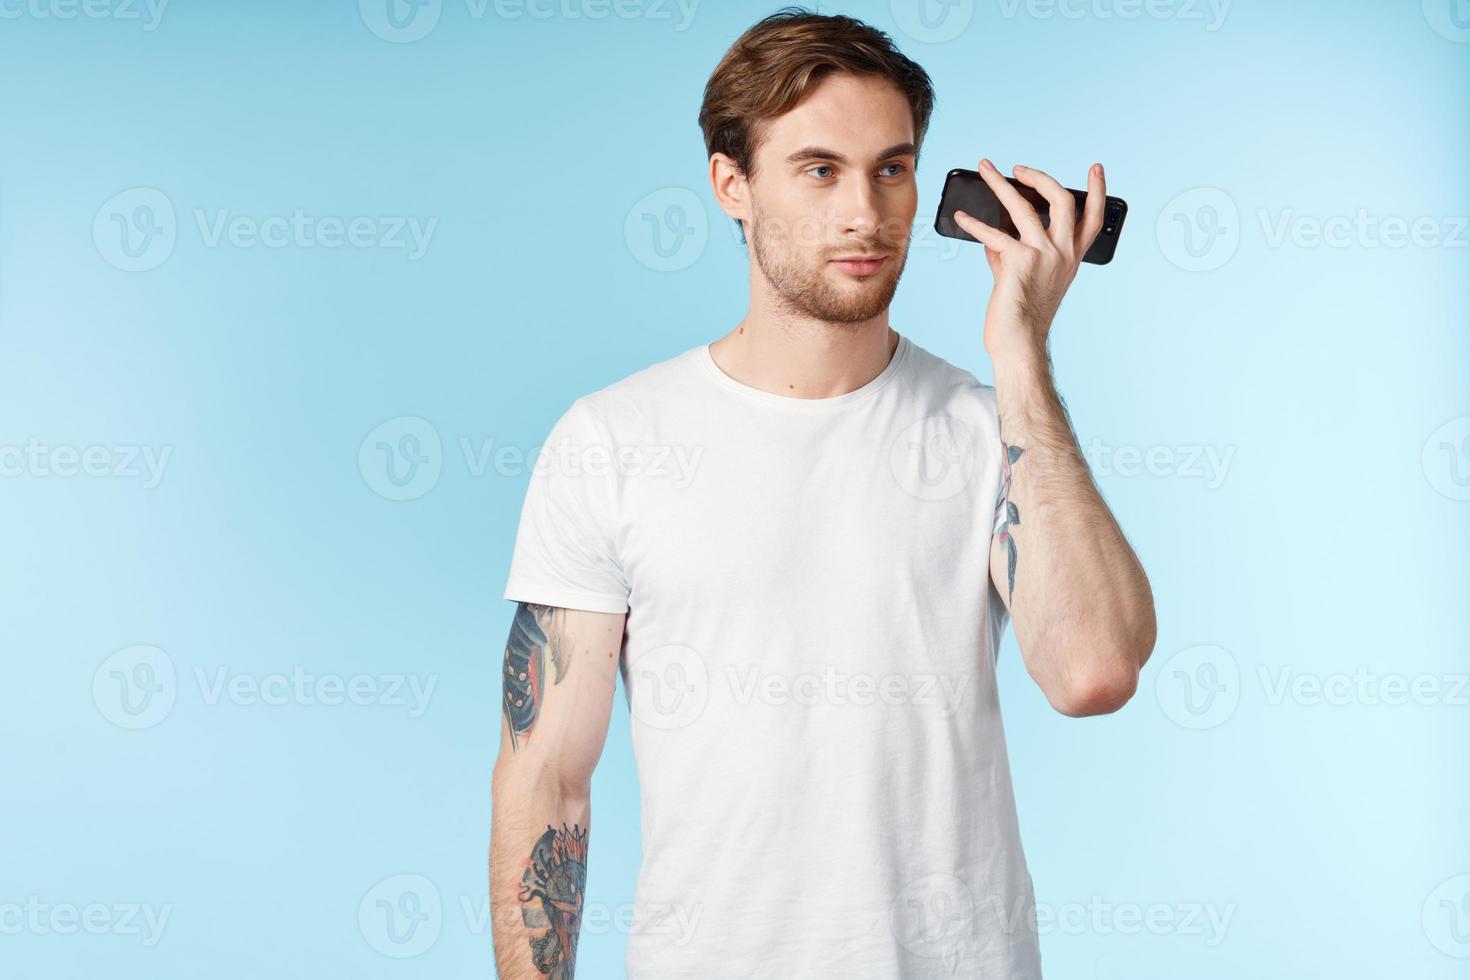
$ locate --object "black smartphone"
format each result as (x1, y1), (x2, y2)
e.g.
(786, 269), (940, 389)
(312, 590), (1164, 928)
(934, 167), (1127, 265)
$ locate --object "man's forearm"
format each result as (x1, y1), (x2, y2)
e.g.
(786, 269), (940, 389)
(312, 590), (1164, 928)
(490, 765), (591, 978)
(992, 349), (1157, 715)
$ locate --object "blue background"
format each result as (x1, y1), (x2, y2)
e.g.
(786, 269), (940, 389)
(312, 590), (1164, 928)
(2, 0), (1468, 977)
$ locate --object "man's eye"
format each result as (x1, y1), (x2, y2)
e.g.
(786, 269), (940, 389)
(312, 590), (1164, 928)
(879, 163), (908, 177)
(808, 165), (834, 179)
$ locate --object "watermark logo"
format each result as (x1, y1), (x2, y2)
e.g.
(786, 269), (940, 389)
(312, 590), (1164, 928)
(194, 666), (436, 717)
(358, 0), (698, 40)
(725, 665), (972, 718)
(1257, 208), (1468, 250)
(624, 188), (707, 272)
(359, 0), (442, 41)
(93, 189), (437, 271)
(1423, 873), (1470, 957)
(891, 873), (975, 963)
(890, 415), (977, 501)
(95, 646), (437, 727)
(192, 209), (436, 258)
(1423, 0), (1470, 42)
(627, 644), (709, 730)
(1422, 416), (1470, 501)
(1154, 643), (1239, 730)
(0, 0), (168, 30)
(994, 0), (1230, 30)
(93, 187), (176, 272)
(360, 417), (704, 499)
(359, 874), (442, 958)
(0, 898), (172, 946)
(0, 440), (172, 488)
(359, 416), (443, 501)
(1156, 187), (1239, 272)
(464, 436), (702, 488)
(890, 0), (973, 42)
(1258, 666), (1469, 708)
(1084, 438), (1234, 488)
(92, 645), (177, 730)
(1035, 896), (1234, 946)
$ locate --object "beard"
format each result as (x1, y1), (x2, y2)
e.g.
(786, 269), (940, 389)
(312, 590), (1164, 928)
(746, 205), (909, 325)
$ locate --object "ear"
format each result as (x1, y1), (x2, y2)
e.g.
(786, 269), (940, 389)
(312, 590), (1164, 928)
(709, 152), (751, 232)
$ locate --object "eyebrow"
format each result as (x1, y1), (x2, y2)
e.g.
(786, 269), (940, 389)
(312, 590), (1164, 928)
(784, 142), (918, 166)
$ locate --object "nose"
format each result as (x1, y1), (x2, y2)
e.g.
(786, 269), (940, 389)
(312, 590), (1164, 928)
(838, 174), (881, 239)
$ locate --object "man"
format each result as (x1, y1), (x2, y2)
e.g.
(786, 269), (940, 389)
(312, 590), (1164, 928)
(491, 9), (1155, 978)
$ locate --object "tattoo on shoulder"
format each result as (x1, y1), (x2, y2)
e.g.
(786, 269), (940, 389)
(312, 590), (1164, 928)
(519, 822), (588, 978)
(502, 603), (572, 752)
(997, 427), (1024, 606)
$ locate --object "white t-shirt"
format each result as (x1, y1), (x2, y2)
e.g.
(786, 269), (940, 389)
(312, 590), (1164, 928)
(504, 333), (1043, 979)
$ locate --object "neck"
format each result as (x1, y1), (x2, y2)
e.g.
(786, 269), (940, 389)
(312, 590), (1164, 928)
(708, 309), (900, 401)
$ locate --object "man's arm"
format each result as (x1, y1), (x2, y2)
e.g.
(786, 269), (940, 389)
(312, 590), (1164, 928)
(952, 156), (1155, 717)
(988, 354), (1156, 716)
(491, 601), (625, 978)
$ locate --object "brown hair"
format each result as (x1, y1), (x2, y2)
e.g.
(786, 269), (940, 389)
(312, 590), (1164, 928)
(698, 7), (936, 184)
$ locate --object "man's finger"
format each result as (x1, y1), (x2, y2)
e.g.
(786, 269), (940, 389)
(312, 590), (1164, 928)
(1012, 164), (1075, 250)
(1074, 163), (1106, 256)
(953, 209), (1022, 255)
(977, 158), (1048, 247)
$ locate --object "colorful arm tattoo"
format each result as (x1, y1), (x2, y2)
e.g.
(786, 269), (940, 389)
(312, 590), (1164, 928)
(996, 429), (1024, 606)
(519, 822), (588, 977)
(501, 603), (571, 752)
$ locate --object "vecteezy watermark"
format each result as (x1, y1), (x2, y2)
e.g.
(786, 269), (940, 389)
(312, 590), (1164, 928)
(1422, 416), (1470, 501)
(1258, 666), (1470, 708)
(1154, 643), (1240, 730)
(889, 0), (975, 43)
(891, 873), (978, 965)
(193, 209), (436, 257)
(1423, 873), (1470, 958)
(625, 187), (708, 272)
(461, 435), (703, 488)
(469, 893), (703, 946)
(359, 416), (444, 502)
(626, 644), (710, 731)
(0, 0), (168, 30)
(725, 665), (973, 718)
(1156, 644), (1470, 729)
(1034, 896), (1235, 946)
(93, 644), (177, 730)
(994, 0), (1231, 30)
(1083, 438), (1235, 488)
(1156, 187), (1240, 272)
(93, 187), (437, 272)
(0, 898), (172, 947)
(890, 416), (981, 501)
(1422, 0), (1470, 43)
(359, 874), (442, 958)
(358, 0), (699, 43)
(358, 415), (706, 502)
(92, 645), (438, 730)
(714, 209), (967, 263)
(1158, 187), (1470, 270)
(1257, 209), (1469, 250)
(193, 666), (436, 718)
(626, 644), (975, 732)
(0, 439), (172, 488)
(358, 874), (704, 956)
(92, 187), (176, 272)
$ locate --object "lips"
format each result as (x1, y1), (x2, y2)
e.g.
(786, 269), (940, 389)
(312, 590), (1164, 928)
(829, 255), (887, 276)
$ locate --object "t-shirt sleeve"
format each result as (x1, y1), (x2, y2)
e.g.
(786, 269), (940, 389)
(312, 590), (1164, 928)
(980, 385), (1010, 538)
(502, 397), (630, 614)
(993, 472), (1010, 538)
